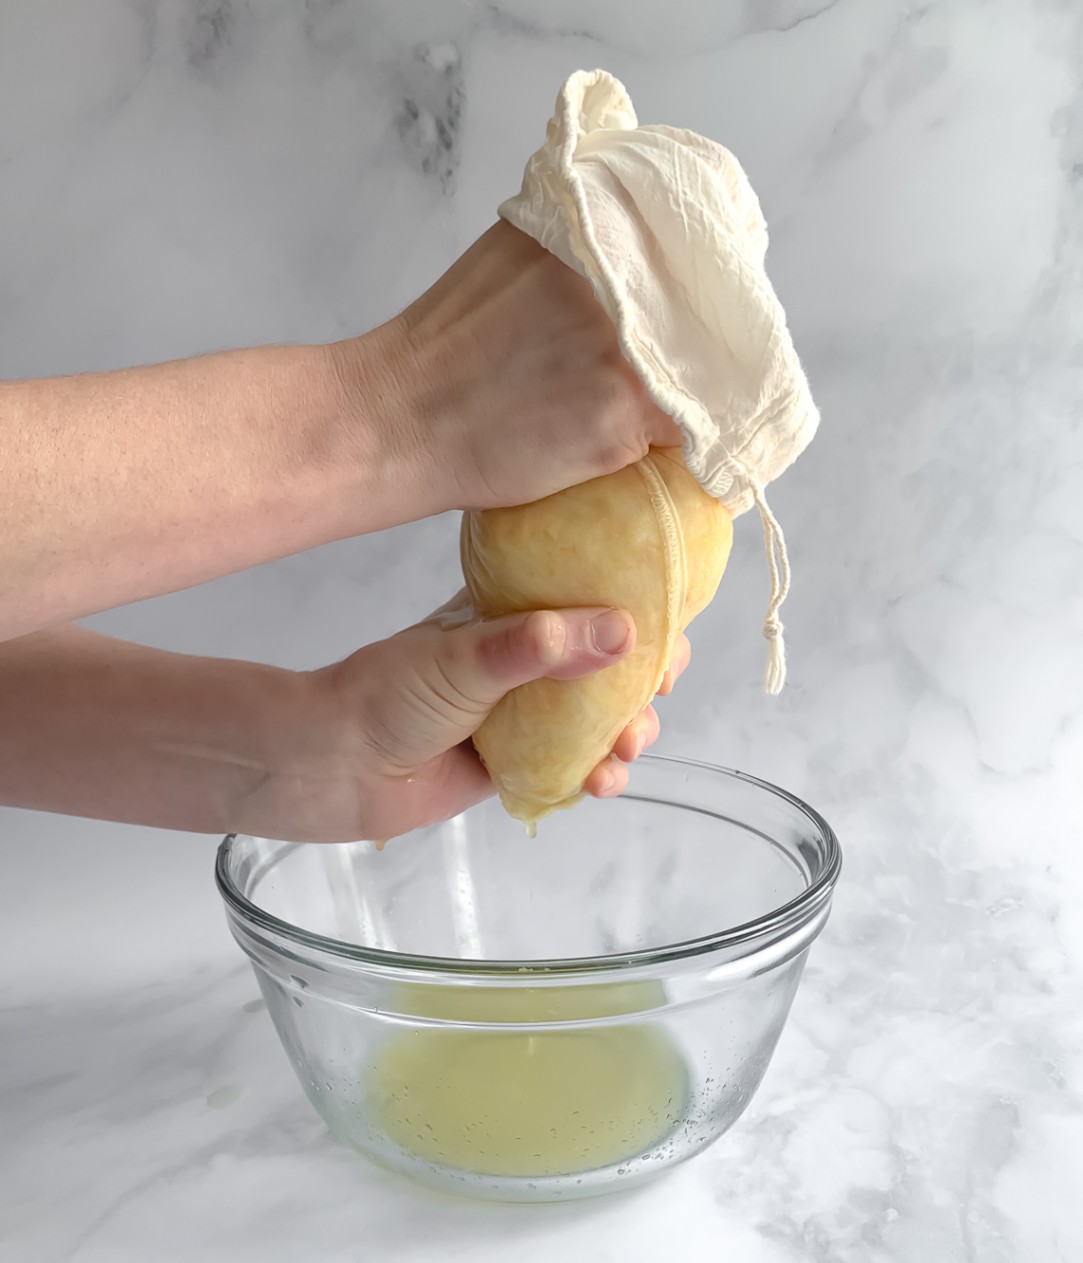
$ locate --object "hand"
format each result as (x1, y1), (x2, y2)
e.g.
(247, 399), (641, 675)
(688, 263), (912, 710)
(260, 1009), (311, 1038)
(0, 221), (678, 639)
(255, 596), (691, 844)
(349, 220), (682, 514)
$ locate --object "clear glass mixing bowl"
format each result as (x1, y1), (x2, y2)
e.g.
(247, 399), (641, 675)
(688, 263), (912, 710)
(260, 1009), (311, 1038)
(216, 755), (840, 1202)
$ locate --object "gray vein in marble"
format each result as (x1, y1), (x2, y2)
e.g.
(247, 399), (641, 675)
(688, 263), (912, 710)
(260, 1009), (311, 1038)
(185, 0), (238, 74)
(393, 41), (465, 191)
(481, 0), (854, 59)
(749, 0), (846, 38)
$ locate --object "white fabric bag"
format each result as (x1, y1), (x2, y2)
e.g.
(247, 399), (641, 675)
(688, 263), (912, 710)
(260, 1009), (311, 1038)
(499, 69), (819, 691)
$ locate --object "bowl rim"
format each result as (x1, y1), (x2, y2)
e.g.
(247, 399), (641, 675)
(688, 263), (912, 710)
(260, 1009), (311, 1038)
(215, 755), (842, 977)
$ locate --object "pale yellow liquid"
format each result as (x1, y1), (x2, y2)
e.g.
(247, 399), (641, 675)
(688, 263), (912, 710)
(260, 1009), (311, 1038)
(364, 981), (688, 1179)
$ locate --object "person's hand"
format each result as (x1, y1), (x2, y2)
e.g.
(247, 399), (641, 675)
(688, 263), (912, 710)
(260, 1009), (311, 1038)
(247, 595), (691, 844)
(340, 220), (682, 515)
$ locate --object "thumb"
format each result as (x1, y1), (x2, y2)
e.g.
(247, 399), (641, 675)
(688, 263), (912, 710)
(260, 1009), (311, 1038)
(423, 606), (635, 720)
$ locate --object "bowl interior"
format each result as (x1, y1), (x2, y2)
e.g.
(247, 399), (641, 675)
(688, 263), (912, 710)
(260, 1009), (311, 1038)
(225, 758), (836, 964)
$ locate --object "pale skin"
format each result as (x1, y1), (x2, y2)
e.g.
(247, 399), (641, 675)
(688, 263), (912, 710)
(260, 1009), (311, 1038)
(0, 221), (691, 842)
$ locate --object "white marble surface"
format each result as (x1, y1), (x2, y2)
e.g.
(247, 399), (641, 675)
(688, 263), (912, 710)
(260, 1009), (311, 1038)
(2, 1), (1082, 1260)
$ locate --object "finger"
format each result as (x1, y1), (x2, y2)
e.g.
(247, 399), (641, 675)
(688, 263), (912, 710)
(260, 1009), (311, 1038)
(584, 754), (629, 800)
(612, 704), (661, 763)
(672, 633), (692, 681)
(434, 607), (636, 716)
(657, 633), (692, 697)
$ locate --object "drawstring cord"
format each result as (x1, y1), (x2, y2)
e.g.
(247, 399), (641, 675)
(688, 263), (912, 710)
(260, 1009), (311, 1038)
(749, 481), (791, 695)
(710, 457), (792, 694)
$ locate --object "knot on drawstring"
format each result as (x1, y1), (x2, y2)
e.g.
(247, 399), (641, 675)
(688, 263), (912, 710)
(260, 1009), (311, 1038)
(761, 614), (787, 695)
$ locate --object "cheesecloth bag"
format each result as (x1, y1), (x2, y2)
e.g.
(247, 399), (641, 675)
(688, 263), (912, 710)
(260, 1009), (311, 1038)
(462, 69), (819, 829)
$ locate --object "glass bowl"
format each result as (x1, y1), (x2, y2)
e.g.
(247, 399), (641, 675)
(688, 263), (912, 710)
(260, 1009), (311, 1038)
(216, 755), (840, 1202)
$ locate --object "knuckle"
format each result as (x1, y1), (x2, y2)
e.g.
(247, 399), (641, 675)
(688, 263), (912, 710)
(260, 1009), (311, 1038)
(476, 611), (565, 681)
(521, 610), (566, 669)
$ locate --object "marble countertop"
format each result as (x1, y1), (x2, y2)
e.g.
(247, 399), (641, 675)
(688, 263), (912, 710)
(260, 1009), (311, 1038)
(2, 1), (1082, 1260)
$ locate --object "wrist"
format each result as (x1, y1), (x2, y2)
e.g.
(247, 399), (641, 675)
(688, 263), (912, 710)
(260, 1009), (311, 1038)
(223, 663), (361, 843)
(322, 319), (453, 532)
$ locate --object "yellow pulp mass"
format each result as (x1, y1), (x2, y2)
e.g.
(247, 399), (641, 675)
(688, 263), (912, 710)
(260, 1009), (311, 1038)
(462, 448), (733, 830)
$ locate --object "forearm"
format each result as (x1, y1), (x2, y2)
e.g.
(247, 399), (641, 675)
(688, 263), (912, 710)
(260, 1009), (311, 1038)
(0, 221), (682, 643)
(0, 330), (436, 640)
(0, 625), (312, 835)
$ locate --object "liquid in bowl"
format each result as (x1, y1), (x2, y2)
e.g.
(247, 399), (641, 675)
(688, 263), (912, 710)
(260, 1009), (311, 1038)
(217, 757), (840, 1201)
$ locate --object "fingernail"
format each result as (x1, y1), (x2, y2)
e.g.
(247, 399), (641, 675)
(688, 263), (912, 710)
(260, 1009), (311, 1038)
(597, 768), (617, 795)
(633, 730), (647, 759)
(591, 611), (632, 655)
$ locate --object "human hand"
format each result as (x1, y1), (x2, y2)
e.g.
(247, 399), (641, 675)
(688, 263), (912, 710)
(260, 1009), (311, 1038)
(250, 596), (690, 844)
(341, 221), (682, 516)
